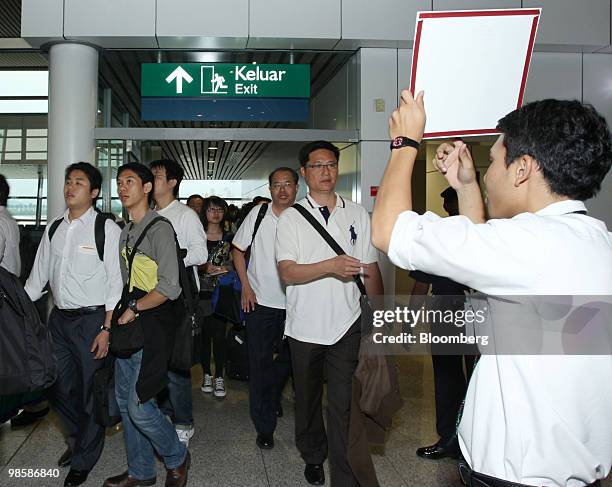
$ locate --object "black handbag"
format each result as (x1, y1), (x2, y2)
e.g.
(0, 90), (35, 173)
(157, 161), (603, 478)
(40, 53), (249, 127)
(110, 218), (161, 358)
(93, 356), (121, 427)
(291, 204), (374, 334)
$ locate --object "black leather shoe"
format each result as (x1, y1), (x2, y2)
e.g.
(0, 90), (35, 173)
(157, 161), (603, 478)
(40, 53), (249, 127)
(304, 463), (325, 485)
(58, 447), (72, 468)
(103, 471), (156, 487)
(256, 433), (274, 449)
(416, 439), (460, 460)
(64, 469), (89, 487)
(10, 407), (50, 427)
(276, 405), (283, 418)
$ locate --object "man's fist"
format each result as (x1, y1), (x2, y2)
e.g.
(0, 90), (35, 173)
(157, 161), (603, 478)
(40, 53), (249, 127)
(432, 140), (478, 189)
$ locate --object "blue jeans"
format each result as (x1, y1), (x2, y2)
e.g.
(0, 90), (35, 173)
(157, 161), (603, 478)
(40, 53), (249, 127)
(160, 369), (194, 428)
(115, 350), (187, 479)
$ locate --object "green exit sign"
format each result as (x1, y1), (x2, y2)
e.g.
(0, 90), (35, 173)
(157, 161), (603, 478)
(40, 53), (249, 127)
(141, 63), (310, 98)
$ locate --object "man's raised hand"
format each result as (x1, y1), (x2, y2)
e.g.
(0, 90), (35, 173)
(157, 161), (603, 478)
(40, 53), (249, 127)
(389, 90), (426, 142)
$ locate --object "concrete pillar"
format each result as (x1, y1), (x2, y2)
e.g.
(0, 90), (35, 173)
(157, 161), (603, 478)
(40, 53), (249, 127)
(47, 42), (98, 220)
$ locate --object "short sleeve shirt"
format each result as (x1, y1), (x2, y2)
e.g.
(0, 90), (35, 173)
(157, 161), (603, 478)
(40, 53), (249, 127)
(233, 204), (286, 309)
(276, 194), (378, 345)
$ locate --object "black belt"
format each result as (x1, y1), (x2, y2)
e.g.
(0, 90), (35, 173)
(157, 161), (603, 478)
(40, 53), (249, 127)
(459, 460), (601, 487)
(58, 305), (105, 317)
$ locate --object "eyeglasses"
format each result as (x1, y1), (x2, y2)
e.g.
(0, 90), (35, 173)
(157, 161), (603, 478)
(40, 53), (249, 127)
(207, 207), (225, 214)
(270, 181), (296, 190)
(305, 162), (338, 171)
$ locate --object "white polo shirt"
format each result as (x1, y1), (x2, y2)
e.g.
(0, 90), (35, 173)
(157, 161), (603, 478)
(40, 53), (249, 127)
(233, 204), (286, 309)
(388, 199), (612, 486)
(276, 193), (378, 345)
(0, 206), (21, 276)
(157, 199), (208, 290)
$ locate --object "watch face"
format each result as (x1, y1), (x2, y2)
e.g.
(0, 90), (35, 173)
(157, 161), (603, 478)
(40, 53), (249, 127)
(392, 136), (403, 147)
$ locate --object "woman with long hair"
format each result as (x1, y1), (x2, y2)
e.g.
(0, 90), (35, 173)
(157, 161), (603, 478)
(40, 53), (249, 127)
(198, 196), (233, 398)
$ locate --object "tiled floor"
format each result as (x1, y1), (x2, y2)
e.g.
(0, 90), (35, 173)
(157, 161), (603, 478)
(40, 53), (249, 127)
(0, 356), (610, 487)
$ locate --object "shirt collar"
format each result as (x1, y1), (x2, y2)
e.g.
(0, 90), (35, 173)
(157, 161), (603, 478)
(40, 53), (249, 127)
(534, 200), (587, 216)
(305, 193), (346, 209)
(158, 199), (179, 212)
(63, 206), (96, 224)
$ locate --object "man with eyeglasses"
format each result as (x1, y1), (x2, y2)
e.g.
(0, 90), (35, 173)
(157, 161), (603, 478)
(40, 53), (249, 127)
(276, 141), (384, 486)
(232, 167), (298, 451)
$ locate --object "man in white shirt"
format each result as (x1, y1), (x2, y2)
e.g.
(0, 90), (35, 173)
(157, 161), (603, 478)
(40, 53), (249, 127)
(372, 92), (612, 486)
(276, 141), (383, 486)
(232, 167), (298, 450)
(25, 162), (123, 487)
(0, 175), (20, 276)
(150, 159), (208, 447)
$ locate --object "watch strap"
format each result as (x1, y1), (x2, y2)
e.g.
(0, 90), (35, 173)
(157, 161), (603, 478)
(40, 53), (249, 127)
(390, 136), (420, 150)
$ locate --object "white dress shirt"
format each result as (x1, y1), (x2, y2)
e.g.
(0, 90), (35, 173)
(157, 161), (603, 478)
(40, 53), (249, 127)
(25, 206), (123, 311)
(388, 200), (612, 486)
(0, 206), (21, 276)
(233, 203), (286, 309)
(156, 199), (208, 290)
(276, 194), (379, 345)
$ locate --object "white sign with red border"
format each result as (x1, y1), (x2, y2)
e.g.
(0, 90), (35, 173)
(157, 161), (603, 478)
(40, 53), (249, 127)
(410, 8), (541, 139)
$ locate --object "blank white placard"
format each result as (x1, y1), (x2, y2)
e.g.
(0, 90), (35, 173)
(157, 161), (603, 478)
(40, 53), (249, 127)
(410, 9), (540, 139)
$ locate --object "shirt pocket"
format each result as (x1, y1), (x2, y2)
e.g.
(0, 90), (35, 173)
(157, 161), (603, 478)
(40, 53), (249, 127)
(74, 245), (99, 277)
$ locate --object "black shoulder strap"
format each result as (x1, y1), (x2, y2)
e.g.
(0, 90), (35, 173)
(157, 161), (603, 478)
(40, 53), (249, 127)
(47, 217), (64, 242)
(48, 212), (113, 262)
(250, 203), (268, 247)
(126, 216), (166, 287)
(126, 216), (197, 314)
(94, 212), (114, 261)
(291, 204), (368, 297)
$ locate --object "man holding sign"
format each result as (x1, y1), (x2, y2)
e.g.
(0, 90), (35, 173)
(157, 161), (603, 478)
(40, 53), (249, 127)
(372, 91), (612, 486)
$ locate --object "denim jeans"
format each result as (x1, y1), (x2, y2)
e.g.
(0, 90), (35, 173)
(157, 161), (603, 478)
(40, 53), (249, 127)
(115, 350), (187, 479)
(160, 369), (194, 428)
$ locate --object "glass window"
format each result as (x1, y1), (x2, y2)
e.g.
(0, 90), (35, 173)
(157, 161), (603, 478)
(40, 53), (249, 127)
(26, 138), (47, 151)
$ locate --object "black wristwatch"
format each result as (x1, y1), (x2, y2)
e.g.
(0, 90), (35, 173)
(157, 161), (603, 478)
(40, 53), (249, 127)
(127, 299), (138, 313)
(100, 324), (111, 333)
(390, 136), (420, 151)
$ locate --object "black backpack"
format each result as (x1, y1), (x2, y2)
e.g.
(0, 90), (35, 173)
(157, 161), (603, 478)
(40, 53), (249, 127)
(0, 267), (57, 395)
(48, 209), (115, 261)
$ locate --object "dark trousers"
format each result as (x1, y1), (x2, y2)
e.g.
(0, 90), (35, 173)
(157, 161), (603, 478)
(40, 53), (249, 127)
(47, 307), (105, 471)
(201, 313), (227, 378)
(289, 318), (361, 487)
(245, 304), (292, 435)
(432, 354), (471, 443)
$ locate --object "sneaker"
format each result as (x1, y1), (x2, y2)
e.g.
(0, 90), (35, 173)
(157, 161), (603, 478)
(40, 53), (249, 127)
(201, 374), (213, 393)
(213, 377), (226, 398)
(176, 425), (195, 446)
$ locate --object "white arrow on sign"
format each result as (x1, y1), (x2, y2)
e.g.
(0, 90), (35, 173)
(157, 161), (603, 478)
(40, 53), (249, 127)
(165, 66), (193, 94)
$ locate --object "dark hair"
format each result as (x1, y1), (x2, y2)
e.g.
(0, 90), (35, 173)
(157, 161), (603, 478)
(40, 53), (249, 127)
(202, 195), (228, 231)
(117, 163), (155, 204)
(268, 166), (299, 185)
(497, 99), (612, 200)
(298, 141), (340, 167)
(0, 174), (9, 206)
(65, 162), (103, 202)
(149, 159), (184, 197)
(186, 194), (204, 206)
(252, 196), (272, 205)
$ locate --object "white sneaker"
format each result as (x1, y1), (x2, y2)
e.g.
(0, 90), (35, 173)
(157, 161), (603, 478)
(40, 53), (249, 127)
(213, 377), (226, 398)
(201, 374), (213, 393)
(176, 425), (195, 446)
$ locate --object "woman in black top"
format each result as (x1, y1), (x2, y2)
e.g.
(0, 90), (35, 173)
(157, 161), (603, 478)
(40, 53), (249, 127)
(198, 196), (233, 398)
